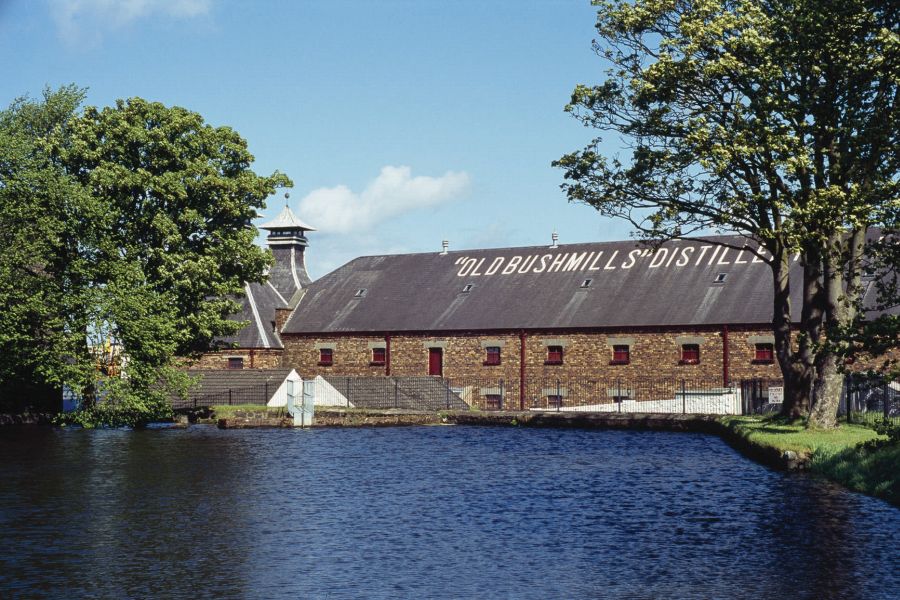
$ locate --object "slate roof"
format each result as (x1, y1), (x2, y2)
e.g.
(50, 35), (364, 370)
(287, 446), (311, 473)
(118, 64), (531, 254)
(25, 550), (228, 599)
(217, 281), (288, 349)
(260, 205), (316, 231)
(323, 376), (468, 410)
(174, 368), (295, 408)
(283, 235), (808, 333)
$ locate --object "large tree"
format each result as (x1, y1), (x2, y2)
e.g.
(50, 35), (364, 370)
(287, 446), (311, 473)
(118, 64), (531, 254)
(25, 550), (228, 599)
(555, 0), (900, 427)
(0, 88), (290, 424)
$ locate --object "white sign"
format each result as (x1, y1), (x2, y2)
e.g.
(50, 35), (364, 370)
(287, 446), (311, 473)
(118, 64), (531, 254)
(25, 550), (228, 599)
(768, 386), (784, 403)
(452, 242), (790, 278)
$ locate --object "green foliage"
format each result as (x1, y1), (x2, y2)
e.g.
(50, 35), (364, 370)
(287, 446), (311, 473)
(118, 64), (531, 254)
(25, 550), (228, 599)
(0, 87), (291, 425)
(813, 436), (900, 505)
(557, 1), (900, 421)
(860, 418), (900, 451)
(722, 415), (899, 504)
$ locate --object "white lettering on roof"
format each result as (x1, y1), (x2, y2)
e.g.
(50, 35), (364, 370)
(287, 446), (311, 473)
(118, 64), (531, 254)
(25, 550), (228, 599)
(454, 243), (770, 277)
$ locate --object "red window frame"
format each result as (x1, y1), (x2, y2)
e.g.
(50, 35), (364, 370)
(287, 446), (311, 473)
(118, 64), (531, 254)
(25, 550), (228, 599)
(546, 345), (564, 365)
(610, 345), (630, 365)
(371, 347), (386, 365)
(754, 343), (774, 364)
(484, 346), (501, 366)
(227, 357), (244, 370)
(547, 394), (563, 408)
(680, 344), (700, 365)
(318, 348), (334, 366)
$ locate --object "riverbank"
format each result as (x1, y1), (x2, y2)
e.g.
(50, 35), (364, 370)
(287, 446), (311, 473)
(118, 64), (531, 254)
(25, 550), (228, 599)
(720, 416), (898, 505)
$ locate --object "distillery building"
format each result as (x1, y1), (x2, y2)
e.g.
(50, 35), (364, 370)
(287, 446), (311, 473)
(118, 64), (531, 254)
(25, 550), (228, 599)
(277, 232), (810, 409)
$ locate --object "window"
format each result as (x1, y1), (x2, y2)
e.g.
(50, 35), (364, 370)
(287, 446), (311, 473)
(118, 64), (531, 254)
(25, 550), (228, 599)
(610, 345), (630, 365)
(580, 278), (593, 288)
(227, 357), (244, 370)
(754, 343), (774, 364)
(714, 273), (728, 283)
(680, 344), (700, 365)
(485, 394), (502, 410)
(371, 347), (386, 365)
(318, 348), (334, 366)
(484, 346), (501, 366)
(354, 288), (367, 298)
(547, 394), (563, 409)
(462, 284), (473, 293)
(546, 345), (564, 365)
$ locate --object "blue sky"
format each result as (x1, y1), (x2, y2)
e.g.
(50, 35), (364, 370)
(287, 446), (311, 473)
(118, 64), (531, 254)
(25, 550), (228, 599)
(1, 0), (633, 277)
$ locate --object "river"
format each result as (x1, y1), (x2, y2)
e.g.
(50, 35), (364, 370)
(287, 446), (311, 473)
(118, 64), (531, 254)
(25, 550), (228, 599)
(1, 425), (897, 599)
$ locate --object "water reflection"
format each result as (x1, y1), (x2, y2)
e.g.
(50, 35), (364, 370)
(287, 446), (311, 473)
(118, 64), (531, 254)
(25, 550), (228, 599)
(0, 426), (897, 599)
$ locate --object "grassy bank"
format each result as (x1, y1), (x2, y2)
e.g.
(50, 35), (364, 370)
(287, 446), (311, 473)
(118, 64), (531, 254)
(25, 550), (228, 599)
(210, 404), (284, 419)
(721, 416), (899, 505)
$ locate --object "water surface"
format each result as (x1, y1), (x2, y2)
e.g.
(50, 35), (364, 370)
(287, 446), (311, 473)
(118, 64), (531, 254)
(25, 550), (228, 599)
(1, 425), (898, 599)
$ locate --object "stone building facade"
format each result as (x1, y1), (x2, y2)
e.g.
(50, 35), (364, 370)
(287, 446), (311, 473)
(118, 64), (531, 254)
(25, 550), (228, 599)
(277, 234), (808, 409)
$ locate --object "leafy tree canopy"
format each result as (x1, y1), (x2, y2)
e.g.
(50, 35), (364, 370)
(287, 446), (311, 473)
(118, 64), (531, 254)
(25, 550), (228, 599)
(0, 87), (291, 424)
(556, 0), (900, 426)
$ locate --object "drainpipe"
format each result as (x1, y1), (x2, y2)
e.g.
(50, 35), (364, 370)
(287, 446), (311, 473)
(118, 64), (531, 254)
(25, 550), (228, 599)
(250, 349), (255, 368)
(519, 330), (527, 410)
(722, 325), (729, 386)
(385, 333), (392, 376)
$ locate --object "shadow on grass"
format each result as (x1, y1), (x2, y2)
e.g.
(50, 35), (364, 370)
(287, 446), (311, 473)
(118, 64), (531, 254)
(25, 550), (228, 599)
(813, 443), (900, 506)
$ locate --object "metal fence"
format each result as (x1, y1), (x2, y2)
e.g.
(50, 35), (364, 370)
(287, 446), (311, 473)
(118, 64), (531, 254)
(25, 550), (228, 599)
(172, 384), (275, 410)
(169, 372), (900, 423)
(504, 376), (739, 414)
(841, 375), (900, 425)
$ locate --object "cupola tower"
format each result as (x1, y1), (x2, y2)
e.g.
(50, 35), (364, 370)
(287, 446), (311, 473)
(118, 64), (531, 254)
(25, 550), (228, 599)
(259, 196), (316, 300)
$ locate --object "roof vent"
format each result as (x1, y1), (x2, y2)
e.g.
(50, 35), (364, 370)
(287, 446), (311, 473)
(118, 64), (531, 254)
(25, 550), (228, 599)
(550, 230), (559, 249)
(440, 240), (449, 255)
(461, 283), (473, 293)
(354, 288), (367, 298)
(714, 273), (728, 284)
(581, 278), (592, 288)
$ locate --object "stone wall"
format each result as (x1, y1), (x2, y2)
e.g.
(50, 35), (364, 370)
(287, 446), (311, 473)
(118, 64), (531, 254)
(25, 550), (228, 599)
(191, 349), (283, 370)
(280, 327), (784, 409)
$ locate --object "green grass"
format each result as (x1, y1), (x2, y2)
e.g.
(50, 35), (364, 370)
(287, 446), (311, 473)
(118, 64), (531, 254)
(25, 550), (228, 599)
(721, 416), (881, 455)
(813, 444), (900, 503)
(210, 404), (284, 419)
(721, 416), (899, 505)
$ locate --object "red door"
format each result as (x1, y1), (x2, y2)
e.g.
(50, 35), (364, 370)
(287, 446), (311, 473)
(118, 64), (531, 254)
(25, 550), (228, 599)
(428, 348), (443, 377)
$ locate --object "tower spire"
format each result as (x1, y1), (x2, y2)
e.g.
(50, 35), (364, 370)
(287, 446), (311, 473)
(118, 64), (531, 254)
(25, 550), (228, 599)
(260, 194), (316, 297)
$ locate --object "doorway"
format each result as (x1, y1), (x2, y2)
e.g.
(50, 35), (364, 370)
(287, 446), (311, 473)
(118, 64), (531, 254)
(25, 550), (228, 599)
(428, 347), (443, 377)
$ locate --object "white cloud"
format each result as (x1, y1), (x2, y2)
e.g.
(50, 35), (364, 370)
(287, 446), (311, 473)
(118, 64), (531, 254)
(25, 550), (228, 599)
(298, 165), (471, 234)
(49, 0), (211, 42)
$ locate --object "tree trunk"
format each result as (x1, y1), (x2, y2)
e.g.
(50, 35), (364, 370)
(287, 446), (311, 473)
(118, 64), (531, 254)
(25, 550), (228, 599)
(807, 228), (865, 429)
(781, 365), (812, 419)
(808, 353), (843, 428)
(772, 243), (814, 418)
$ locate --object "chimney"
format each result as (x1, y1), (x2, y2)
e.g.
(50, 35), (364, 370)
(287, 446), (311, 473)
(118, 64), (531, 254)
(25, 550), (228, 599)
(440, 239), (449, 255)
(550, 230), (559, 249)
(275, 307), (292, 333)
